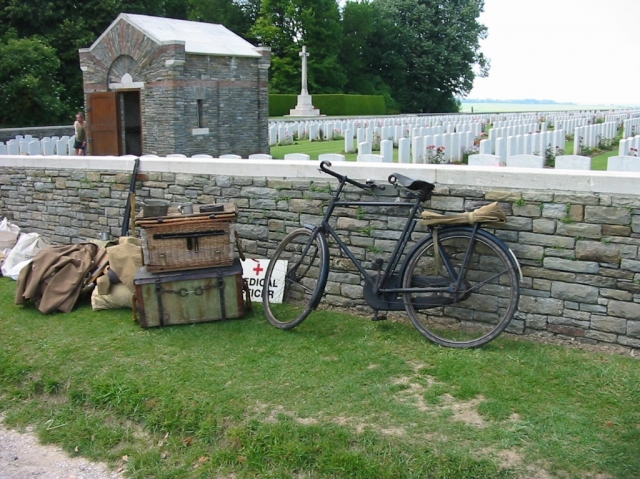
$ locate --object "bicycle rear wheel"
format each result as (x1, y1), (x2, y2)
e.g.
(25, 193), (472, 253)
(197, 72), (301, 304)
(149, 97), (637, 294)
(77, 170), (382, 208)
(262, 228), (327, 329)
(402, 228), (520, 348)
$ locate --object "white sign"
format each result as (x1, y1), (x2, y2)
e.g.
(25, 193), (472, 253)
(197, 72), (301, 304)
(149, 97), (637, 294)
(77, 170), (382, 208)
(242, 258), (287, 303)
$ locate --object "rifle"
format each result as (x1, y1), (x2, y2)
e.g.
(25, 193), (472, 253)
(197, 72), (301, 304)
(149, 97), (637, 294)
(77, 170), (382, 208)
(121, 157), (140, 237)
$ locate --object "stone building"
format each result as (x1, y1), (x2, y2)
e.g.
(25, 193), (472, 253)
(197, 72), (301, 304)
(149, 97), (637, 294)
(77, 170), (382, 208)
(79, 13), (270, 157)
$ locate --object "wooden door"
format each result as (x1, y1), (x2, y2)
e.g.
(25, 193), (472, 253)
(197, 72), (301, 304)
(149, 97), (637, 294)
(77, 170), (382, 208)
(87, 92), (120, 156)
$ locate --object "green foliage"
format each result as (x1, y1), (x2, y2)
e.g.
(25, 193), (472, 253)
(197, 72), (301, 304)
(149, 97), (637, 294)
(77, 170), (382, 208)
(371, 0), (488, 113)
(0, 0), (491, 126)
(187, 0), (257, 39)
(269, 94), (387, 116)
(253, 0), (346, 93)
(269, 94), (298, 116)
(0, 36), (66, 127)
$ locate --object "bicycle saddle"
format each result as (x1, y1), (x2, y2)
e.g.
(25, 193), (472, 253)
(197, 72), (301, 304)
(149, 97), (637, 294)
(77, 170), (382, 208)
(389, 173), (435, 197)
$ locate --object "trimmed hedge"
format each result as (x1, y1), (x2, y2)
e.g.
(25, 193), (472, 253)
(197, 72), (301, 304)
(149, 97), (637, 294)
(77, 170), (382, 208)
(269, 94), (386, 117)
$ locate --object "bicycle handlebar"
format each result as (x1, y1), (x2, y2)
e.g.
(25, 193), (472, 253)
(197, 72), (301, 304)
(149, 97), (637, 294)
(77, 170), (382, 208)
(319, 160), (434, 202)
(319, 160), (381, 191)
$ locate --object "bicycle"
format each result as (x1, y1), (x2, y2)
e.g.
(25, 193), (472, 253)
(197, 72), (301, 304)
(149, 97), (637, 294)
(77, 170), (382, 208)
(262, 161), (522, 348)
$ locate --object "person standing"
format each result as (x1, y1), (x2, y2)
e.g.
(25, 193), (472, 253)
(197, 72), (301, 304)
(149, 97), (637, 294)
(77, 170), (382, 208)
(73, 112), (87, 155)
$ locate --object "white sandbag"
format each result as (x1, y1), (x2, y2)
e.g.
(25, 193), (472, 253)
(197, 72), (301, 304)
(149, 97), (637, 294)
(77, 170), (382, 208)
(0, 218), (20, 250)
(1, 233), (50, 280)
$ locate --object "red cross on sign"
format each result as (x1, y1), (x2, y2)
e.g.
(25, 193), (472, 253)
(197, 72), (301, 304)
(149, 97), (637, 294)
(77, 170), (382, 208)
(253, 262), (264, 275)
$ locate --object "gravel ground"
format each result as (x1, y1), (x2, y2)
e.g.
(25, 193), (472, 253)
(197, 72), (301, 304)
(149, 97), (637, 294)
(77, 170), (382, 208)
(0, 420), (124, 479)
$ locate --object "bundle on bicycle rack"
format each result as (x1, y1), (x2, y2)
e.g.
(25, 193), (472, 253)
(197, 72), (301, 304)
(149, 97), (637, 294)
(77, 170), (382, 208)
(132, 203), (250, 328)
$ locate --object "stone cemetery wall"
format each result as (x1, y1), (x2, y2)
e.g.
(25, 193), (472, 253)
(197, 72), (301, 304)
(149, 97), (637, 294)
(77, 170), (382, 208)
(0, 155), (639, 350)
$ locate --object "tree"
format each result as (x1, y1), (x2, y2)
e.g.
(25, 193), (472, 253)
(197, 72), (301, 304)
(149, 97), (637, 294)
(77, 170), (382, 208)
(339, 1), (376, 94)
(252, 0), (346, 94)
(372, 0), (489, 113)
(0, 36), (66, 127)
(338, 0), (398, 111)
(0, 0), (190, 124)
(187, 0), (257, 39)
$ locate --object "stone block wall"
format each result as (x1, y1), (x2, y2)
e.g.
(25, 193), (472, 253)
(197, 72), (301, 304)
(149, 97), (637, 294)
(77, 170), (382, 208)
(0, 157), (639, 350)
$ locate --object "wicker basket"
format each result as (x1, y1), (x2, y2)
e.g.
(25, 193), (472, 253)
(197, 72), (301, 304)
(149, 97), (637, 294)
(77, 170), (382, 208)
(137, 206), (237, 272)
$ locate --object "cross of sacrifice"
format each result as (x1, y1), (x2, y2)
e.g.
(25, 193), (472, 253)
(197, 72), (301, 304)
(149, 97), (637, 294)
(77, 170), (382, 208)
(299, 45), (309, 96)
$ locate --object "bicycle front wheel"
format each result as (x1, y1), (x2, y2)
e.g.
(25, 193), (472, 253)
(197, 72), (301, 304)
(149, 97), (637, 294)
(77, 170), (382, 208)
(402, 228), (520, 348)
(262, 228), (327, 329)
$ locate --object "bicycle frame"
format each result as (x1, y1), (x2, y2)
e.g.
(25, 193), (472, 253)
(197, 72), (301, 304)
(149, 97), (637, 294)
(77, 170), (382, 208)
(305, 172), (481, 302)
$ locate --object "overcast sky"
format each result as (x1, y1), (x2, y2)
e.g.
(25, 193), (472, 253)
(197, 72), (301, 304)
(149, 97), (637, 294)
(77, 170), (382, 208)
(467, 0), (640, 106)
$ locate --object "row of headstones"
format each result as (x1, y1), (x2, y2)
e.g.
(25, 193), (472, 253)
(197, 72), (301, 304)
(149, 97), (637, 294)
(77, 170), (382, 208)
(619, 134), (640, 156)
(491, 117), (540, 129)
(552, 117), (589, 135)
(622, 118), (640, 139)
(573, 122), (618, 152)
(270, 119), (486, 148)
(605, 113), (631, 125)
(140, 153), (275, 160)
(0, 136), (78, 156)
(479, 130), (566, 159)
(269, 109), (640, 148)
(467, 153), (640, 172)
(489, 123), (541, 139)
(350, 130), (481, 164)
(278, 150), (640, 172)
(133, 151), (640, 171)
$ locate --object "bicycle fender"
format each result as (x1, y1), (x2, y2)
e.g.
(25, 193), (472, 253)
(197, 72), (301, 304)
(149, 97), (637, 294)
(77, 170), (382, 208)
(303, 226), (330, 310)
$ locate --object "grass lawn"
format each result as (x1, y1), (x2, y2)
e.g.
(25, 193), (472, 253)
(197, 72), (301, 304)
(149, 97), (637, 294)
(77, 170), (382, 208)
(1, 277), (639, 478)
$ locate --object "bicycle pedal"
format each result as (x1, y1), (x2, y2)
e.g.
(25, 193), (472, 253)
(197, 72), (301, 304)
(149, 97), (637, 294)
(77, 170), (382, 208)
(371, 311), (388, 321)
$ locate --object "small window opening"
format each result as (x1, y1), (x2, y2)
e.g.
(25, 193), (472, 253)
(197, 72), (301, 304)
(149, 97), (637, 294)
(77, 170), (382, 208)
(197, 100), (205, 128)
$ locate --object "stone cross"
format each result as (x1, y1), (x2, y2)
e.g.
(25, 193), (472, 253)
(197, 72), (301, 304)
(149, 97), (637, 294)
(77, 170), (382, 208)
(299, 45), (309, 95)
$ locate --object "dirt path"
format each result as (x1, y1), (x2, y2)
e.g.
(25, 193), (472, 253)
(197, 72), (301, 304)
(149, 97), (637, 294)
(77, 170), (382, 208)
(0, 420), (123, 479)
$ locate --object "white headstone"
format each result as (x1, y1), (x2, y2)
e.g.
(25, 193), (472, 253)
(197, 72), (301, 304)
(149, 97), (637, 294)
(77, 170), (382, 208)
(28, 140), (40, 156)
(506, 154), (544, 168)
(607, 156), (640, 172)
(41, 139), (54, 156)
(318, 153), (345, 162)
(7, 141), (19, 155)
(380, 139), (393, 163)
(68, 137), (76, 155)
(554, 155), (591, 170)
(248, 154), (273, 159)
(56, 139), (67, 155)
(305, 124), (315, 141)
(357, 154), (383, 163)
(284, 153), (311, 161)
(344, 129), (354, 153)
(467, 154), (504, 167)
(412, 136), (424, 164)
(398, 138), (410, 163)
(358, 142), (372, 156)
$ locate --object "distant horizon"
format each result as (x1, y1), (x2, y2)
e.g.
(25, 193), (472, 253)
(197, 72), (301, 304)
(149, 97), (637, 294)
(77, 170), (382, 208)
(461, 98), (640, 108)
